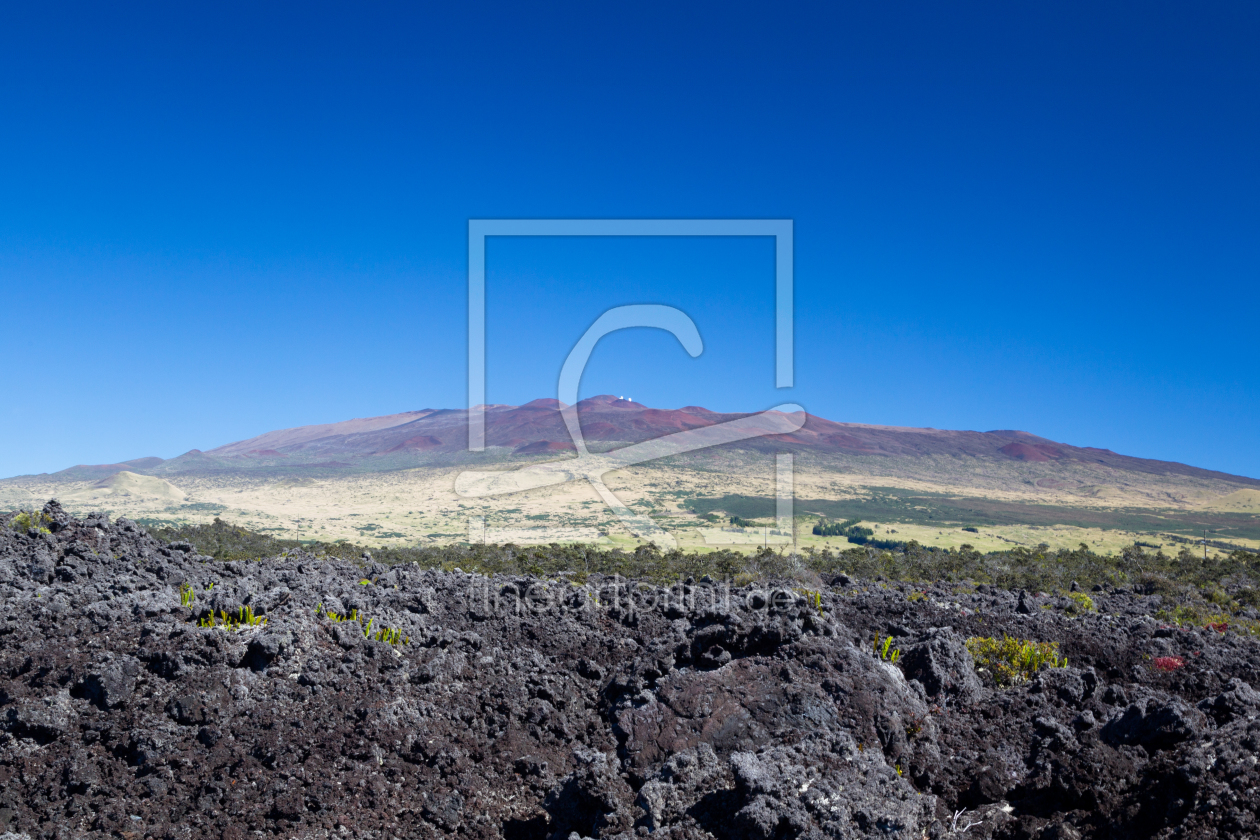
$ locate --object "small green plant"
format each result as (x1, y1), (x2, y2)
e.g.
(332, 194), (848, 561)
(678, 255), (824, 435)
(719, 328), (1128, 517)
(1154, 603), (1251, 635)
(1203, 586), (1236, 609)
(372, 626), (406, 645)
(1065, 592), (1095, 614)
(197, 605), (266, 630)
(795, 588), (824, 616)
(315, 603), (408, 645)
(315, 604), (358, 622)
(9, 510), (52, 535)
(180, 583), (196, 608)
(908, 590), (927, 602)
(965, 635), (1065, 685)
(874, 635), (902, 664)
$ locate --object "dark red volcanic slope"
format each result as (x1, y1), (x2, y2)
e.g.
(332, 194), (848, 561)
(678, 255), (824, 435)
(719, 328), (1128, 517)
(997, 442), (1065, 462)
(383, 435), (443, 453)
(48, 396), (1259, 486)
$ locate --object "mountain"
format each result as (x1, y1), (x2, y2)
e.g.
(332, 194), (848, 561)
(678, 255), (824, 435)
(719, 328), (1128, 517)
(44, 395), (1257, 487)
(5, 397), (1258, 555)
(51, 456), (169, 481)
(63, 471), (187, 503)
(208, 410), (438, 456)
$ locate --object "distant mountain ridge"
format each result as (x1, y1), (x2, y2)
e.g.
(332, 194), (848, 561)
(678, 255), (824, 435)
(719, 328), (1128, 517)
(208, 410), (438, 455)
(37, 396), (1260, 487)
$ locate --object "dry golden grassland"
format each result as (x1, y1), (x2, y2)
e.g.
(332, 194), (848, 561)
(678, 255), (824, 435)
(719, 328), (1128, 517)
(3, 451), (1256, 557)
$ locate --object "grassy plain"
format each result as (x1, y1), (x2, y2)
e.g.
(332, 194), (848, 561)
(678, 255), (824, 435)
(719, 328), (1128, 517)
(2, 447), (1257, 557)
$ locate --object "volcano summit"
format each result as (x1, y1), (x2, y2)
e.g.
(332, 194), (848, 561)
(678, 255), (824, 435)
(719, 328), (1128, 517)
(1, 399), (1256, 554)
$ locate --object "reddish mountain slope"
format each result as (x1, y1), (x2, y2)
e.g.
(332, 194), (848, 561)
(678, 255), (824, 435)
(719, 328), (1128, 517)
(208, 410), (438, 456)
(48, 396), (1259, 486)
(382, 435), (444, 453)
(998, 442), (1066, 462)
(212, 397), (1260, 484)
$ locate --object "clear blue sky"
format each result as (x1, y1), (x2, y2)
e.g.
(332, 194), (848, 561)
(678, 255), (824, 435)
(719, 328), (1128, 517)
(2, 2), (1258, 479)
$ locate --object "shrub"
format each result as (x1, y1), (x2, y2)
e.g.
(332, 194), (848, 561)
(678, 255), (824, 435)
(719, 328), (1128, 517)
(1153, 655), (1185, 673)
(1158, 605), (1260, 637)
(8, 510), (52, 535)
(1157, 604), (1230, 629)
(1203, 586), (1237, 610)
(813, 517), (860, 537)
(145, 517), (1260, 595)
(965, 635), (1065, 685)
(1133, 573), (1181, 597)
(1237, 587), (1260, 609)
(1065, 592), (1095, 614)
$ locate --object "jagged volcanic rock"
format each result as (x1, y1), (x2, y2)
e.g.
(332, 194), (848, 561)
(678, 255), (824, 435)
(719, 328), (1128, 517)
(1, 502), (1258, 839)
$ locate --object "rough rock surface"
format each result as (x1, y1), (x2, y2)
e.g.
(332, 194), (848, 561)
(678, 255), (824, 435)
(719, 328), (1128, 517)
(1, 502), (1258, 839)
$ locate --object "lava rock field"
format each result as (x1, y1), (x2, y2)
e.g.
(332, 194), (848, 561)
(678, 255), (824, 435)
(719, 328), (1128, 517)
(1, 502), (1258, 839)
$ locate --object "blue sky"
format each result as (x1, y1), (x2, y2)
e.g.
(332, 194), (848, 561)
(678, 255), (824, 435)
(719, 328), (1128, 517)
(1, 2), (1258, 479)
